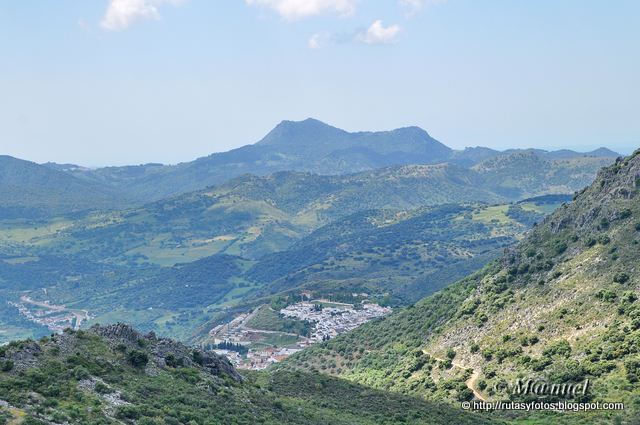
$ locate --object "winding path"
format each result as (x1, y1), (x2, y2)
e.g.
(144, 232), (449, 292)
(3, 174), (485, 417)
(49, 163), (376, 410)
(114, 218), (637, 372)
(423, 350), (487, 401)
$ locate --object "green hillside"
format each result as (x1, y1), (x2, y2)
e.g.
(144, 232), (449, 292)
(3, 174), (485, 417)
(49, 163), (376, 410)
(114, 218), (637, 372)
(472, 151), (615, 199)
(8, 165), (504, 266)
(0, 324), (494, 425)
(0, 156), (130, 218)
(246, 202), (547, 305)
(282, 150), (640, 424)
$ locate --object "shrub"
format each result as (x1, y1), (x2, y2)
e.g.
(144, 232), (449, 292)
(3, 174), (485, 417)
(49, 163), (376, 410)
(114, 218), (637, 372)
(543, 340), (572, 358)
(127, 350), (149, 368)
(596, 290), (617, 302)
(73, 366), (90, 380)
(554, 242), (568, 255)
(598, 235), (611, 245)
(165, 353), (183, 368)
(624, 359), (640, 383)
(614, 272), (630, 284)
(1, 360), (14, 372)
(192, 351), (204, 366)
(95, 382), (113, 394)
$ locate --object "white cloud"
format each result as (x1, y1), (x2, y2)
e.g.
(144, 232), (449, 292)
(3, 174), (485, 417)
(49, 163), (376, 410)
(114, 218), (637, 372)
(308, 33), (324, 49)
(101, 0), (184, 31)
(399, 0), (447, 17)
(246, 0), (358, 21)
(357, 20), (401, 45)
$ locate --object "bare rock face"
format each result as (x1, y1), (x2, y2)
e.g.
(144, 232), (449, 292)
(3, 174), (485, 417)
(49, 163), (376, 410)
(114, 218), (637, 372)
(0, 340), (42, 373)
(89, 323), (242, 382)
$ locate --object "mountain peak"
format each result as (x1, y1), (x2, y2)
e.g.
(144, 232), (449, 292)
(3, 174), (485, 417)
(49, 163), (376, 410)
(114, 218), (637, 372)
(257, 118), (347, 146)
(588, 147), (621, 157)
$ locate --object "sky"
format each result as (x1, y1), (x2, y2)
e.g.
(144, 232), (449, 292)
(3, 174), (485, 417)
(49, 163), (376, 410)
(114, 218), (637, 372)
(0, 0), (639, 166)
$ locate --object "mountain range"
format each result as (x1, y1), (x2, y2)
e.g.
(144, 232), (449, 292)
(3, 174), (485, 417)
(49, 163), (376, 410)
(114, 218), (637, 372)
(7, 118), (615, 209)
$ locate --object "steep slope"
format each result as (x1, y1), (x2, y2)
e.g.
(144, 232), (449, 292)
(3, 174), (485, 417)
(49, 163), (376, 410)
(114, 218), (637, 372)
(284, 150), (640, 423)
(0, 156), (129, 218)
(0, 324), (494, 425)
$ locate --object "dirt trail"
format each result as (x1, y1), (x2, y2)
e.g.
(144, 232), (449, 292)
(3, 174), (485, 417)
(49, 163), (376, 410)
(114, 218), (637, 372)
(424, 350), (487, 401)
(454, 362), (486, 402)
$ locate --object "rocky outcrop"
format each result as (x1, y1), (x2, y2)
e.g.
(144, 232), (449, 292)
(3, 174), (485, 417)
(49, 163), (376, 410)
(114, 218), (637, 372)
(89, 323), (242, 382)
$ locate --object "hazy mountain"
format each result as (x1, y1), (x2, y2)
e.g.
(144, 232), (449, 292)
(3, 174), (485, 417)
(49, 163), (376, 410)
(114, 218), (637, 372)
(285, 149), (640, 423)
(52, 118), (618, 203)
(0, 155), (130, 218)
(59, 119), (454, 202)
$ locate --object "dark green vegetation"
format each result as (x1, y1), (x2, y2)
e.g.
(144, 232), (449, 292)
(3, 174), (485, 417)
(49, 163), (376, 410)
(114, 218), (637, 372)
(247, 203), (543, 305)
(282, 150), (640, 424)
(0, 324), (494, 425)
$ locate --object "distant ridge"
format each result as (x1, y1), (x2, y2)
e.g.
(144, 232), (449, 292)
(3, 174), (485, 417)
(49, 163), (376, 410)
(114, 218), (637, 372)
(0, 155), (129, 218)
(44, 119), (621, 203)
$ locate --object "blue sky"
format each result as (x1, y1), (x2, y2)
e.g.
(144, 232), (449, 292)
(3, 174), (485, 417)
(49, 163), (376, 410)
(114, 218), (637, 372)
(0, 0), (638, 166)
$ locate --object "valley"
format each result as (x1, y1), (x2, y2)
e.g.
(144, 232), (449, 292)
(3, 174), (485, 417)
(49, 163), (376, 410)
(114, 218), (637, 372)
(0, 119), (633, 424)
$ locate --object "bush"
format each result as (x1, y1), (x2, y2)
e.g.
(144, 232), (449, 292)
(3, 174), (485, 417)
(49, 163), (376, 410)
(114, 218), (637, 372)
(73, 366), (90, 380)
(165, 353), (184, 368)
(596, 290), (617, 302)
(95, 381), (113, 394)
(127, 350), (149, 368)
(554, 242), (568, 255)
(543, 340), (572, 358)
(598, 235), (611, 245)
(614, 272), (630, 284)
(192, 351), (204, 366)
(1, 360), (14, 372)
